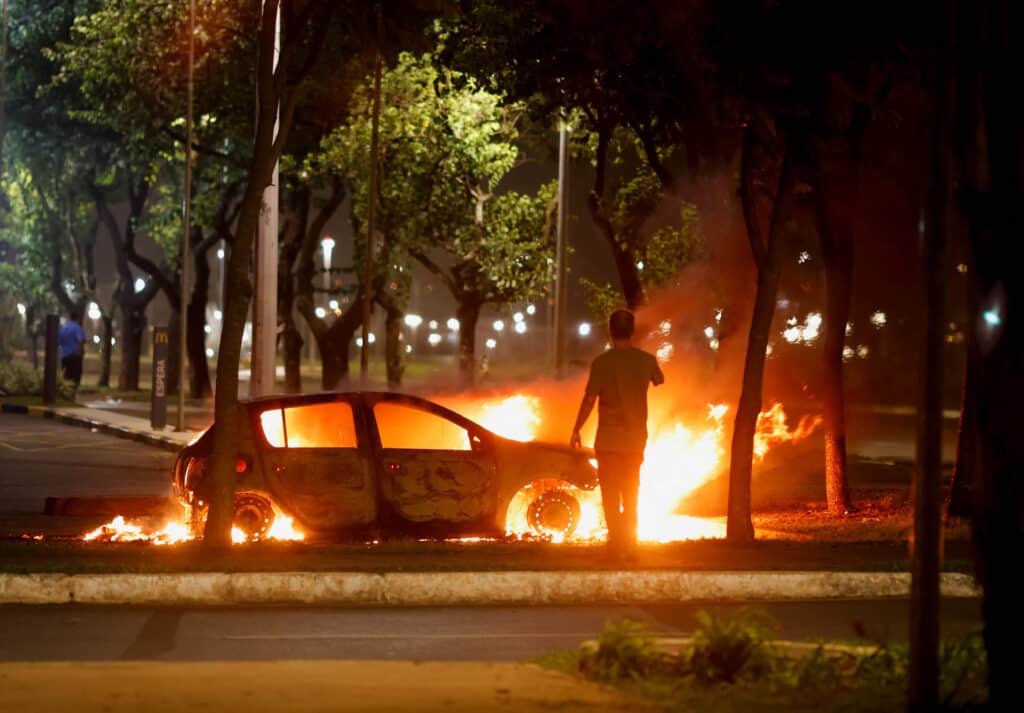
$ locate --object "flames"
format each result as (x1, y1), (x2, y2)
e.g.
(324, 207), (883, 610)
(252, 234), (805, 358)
(77, 391), (818, 547)
(457, 394), (819, 543)
(82, 505), (305, 546)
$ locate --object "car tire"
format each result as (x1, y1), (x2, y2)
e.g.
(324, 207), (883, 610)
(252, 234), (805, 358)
(527, 489), (581, 539)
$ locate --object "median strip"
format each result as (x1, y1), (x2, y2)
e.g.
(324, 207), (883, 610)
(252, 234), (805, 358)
(0, 570), (980, 606)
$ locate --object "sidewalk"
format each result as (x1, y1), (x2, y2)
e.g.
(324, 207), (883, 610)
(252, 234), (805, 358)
(0, 660), (648, 713)
(0, 402), (195, 452)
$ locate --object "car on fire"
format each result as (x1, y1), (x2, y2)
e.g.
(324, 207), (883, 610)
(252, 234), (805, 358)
(174, 392), (598, 541)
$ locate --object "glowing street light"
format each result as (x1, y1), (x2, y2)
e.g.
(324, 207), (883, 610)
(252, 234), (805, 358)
(577, 322), (592, 337)
(526, 304), (536, 316)
(87, 302), (102, 321)
(493, 320), (505, 332)
(134, 277), (146, 293)
(485, 338), (497, 349)
(329, 299), (339, 311)
(428, 320), (439, 330)
(446, 317), (460, 331)
(428, 333), (442, 346)
(213, 309), (223, 321)
(513, 312), (524, 323)
(514, 321), (527, 334)
(314, 307), (327, 319)
(404, 314), (423, 328)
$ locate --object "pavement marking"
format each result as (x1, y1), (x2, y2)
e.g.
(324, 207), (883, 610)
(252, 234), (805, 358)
(221, 632), (601, 641)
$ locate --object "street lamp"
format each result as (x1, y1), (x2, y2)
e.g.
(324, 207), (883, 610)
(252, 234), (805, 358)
(134, 277), (146, 293)
(404, 314), (423, 328)
(577, 322), (592, 337)
(321, 236), (335, 297)
(493, 320), (505, 332)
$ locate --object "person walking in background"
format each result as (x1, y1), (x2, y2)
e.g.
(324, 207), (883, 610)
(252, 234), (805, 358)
(570, 309), (664, 560)
(59, 307), (86, 397)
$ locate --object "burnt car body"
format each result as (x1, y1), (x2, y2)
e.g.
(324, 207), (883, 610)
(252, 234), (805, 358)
(174, 391), (597, 540)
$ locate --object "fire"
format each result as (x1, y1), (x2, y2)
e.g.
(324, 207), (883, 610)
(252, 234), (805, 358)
(461, 395), (819, 544)
(82, 505), (304, 545)
(754, 402), (822, 460)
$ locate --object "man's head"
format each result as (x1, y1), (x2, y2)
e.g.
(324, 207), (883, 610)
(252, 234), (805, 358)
(608, 309), (635, 344)
(69, 306), (83, 323)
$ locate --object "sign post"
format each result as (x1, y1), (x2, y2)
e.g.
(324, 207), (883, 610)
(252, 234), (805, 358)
(151, 327), (169, 430)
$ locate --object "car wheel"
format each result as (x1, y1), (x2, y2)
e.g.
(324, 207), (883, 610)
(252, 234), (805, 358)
(233, 493), (275, 540)
(527, 489), (581, 539)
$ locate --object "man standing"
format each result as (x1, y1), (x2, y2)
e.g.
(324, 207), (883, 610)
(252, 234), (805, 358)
(59, 307), (86, 397)
(570, 309), (664, 559)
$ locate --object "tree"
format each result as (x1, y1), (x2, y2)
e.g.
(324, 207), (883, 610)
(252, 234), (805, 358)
(317, 51), (557, 385)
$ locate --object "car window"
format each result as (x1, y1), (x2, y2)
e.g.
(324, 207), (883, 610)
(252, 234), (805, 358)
(259, 402), (358, 449)
(373, 402), (472, 451)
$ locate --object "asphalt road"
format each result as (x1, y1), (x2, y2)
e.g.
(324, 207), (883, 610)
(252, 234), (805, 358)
(0, 599), (982, 662)
(0, 414), (172, 524)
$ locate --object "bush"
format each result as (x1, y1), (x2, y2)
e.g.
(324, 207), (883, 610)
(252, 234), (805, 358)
(0, 362), (76, 400)
(687, 608), (778, 684)
(578, 618), (674, 682)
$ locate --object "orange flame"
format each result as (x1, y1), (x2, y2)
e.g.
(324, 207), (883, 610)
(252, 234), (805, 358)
(82, 504), (304, 545)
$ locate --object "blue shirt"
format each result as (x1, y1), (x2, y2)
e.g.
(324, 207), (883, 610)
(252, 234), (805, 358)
(59, 321), (85, 358)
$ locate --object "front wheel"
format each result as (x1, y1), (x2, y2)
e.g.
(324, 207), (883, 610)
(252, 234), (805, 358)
(527, 489), (581, 540)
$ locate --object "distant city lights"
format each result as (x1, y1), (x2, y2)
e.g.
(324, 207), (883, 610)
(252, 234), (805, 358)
(446, 317), (460, 331)
(428, 333), (442, 346)
(92, 335), (101, 344)
(314, 307), (327, 319)
(329, 299), (339, 310)
(134, 277), (146, 293)
(87, 302), (101, 320)
(703, 326), (715, 339)
(526, 304), (536, 315)
(216, 248), (225, 260)
(428, 320), (439, 330)
(513, 312), (524, 323)
(577, 322), (592, 337)
(206, 348), (215, 358)
(493, 320), (505, 332)
(709, 338), (720, 351)
(798, 251), (810, 264)
(485, 338), (497, 349)
(404, 314), (423, 328)
(204, 325), (212, 334)
(213, 309), (222, 321)
(514, 321), (527, 334)
(636, 260), (645, 271)
(870, 311), (887, 328)
(983, 309), (1002, 327)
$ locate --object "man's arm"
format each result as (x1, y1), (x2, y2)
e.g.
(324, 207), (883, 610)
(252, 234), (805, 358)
(570, 393), (597, 448)
(651, 355), (665, 386)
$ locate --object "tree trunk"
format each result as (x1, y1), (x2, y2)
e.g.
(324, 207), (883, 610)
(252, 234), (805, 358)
(384, 303), (403, 389)
(814, 172), (855, 515)
(282, 323), (303, 393)
(98, 314), (112, 388)
(319, 305), (363, 390)
(118, 304), (146, 391)
(166, 306), (181, 397)
(188, 240), (213, 399)
(956, 1), (1024, 706)
(727, 144), (794, 542)
(205, 1), (285, 551)
(456, 297), (481, 387)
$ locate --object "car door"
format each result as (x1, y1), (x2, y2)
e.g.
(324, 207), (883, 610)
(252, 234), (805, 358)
(370, 399), (498, 530)
(257, 398), (377, 533)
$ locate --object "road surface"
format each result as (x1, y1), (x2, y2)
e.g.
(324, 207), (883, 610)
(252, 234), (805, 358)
(0, 600), (982, 662)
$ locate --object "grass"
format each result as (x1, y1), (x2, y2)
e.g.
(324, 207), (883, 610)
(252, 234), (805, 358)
(537, 612), (988, 712)
(0, 536), (975, 574)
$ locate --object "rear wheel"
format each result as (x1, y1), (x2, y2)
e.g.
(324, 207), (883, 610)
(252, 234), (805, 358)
(233, 493), (275, 540)
(527, 489), (581, 539)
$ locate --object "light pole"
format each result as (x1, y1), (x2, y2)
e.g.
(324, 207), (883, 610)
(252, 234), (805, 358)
(553, 118), (570, 378)
(176, 0), (194, 431)
(250, 0), (281, 398)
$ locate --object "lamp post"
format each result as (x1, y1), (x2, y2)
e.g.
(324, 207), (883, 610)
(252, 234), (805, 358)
(554, 118), (570, 378)
(177, 0), (194, 429)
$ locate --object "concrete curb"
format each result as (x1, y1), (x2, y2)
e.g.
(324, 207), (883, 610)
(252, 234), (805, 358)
(0, 571), (981, 606)
(0, 403), (183, 452)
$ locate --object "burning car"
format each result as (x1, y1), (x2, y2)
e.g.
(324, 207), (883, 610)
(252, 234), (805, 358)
(174, 392), (598, 542)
